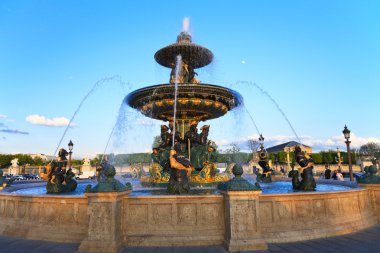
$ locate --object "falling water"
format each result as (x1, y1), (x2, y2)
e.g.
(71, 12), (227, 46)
(242, 104), (261, 136)
(51, 75), (128, 160)
(235, 80), (302, 145)
(172, 55), (182, 147)
(99, 119), (118, 164)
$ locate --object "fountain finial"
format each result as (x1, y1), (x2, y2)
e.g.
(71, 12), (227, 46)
(177, 31), (192, 43)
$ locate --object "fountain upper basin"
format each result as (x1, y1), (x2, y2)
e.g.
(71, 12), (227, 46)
(126, 83), (243, 121)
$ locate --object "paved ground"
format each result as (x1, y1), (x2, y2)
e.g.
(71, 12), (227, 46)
(0, 224), (380, 253)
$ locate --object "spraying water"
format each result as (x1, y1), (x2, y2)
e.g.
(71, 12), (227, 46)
(51, 75), (128, 160)
(172, 55), (182, 146)
(99, 116), (119, 164)
(242, 104), (261, 136)
(235, 80), (302, 145)
(183, 17), (190, 33)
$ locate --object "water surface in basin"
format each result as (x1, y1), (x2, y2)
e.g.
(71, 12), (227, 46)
(258, 181), (354, 194)
(9, 183), (95, 196)
(7, 181), (355, 196)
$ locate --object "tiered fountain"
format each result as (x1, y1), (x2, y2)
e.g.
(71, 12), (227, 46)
(0, 21), (379, 253)
(127, 30), (243, 189)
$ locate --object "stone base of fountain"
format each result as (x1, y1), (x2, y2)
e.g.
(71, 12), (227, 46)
(140, 170), (231, 188)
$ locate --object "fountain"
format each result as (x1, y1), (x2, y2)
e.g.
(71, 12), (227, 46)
(127, 29), (242, 189)
(0, 20), (379, 253)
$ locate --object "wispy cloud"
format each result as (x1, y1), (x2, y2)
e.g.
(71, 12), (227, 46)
(26, 114), (76, 127)
(0, 129), (29, 135)
(0, 114), (7, 118)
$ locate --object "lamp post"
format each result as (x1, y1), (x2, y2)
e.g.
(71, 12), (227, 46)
(68, 140), (74, 169)
(342, 125), (354, 181)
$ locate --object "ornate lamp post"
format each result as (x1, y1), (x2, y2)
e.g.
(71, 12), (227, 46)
(68, 140), (74, 169)
(342, 125), (354, 181)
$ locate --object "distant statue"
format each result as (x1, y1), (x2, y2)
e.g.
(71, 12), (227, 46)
(46, 161), (77, 193)
(288, 145), (316, 191)
(255, 147), (273, 183)
(83, 157), (91, 166)
(167, 143), (193, 194)
(10, 158), (19, 169)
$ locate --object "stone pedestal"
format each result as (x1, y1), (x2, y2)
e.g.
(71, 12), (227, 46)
(360, 184), (380, 223)
(79, 191), (130, 253)
(221, 191), (267, 252)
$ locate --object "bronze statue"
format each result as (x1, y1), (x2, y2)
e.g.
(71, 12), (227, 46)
(199, 125), (210, 145)
(86, 161), (130, 192)
(199, 141), (218, 179)
(255, 146), (273, 183)
(158, 125), (170, 149)
(46, 161), (77, 193)
(157, 125), (171, 171)
(357, 159), (380, 184)
(184, 121), (200, 150)
(57, 148), (68, 168)
(288, 145), (316, 191)
(167, 143), (193, 194)
(168, 121), (182, 146)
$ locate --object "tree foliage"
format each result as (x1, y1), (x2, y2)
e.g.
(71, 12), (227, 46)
(359, 142), (380, 159)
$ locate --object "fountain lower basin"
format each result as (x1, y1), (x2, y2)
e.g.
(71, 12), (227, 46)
(0, 180), (379, 249)
(5, 180), (354, 196)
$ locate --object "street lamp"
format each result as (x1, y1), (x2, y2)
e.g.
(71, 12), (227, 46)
(68, 140), (74, 169)
(342, 125), (354, 181)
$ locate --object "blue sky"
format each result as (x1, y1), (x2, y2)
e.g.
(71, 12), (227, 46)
(0, 0), (379, 158)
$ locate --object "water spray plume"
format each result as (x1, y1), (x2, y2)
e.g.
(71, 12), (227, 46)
(172, 55), (182, 146)
(242, 104), (261, 136)
(51, 75), (128, 161)
(235, 80), (302, 145)
(182, 17), (190, 33)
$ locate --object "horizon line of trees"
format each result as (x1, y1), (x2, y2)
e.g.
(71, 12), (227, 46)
(1, 142), (378, 168)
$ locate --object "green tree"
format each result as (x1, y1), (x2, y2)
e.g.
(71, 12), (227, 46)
(359, 142), (380, 159)
(33, 157), (44, 166)
(320, 151), (333, 164)
(0, 154), (13, 168)
(226, 143), (241, 163)
(311, 153), (323, 164)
